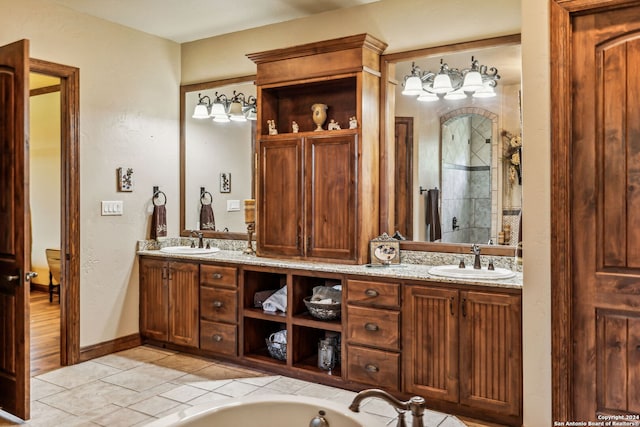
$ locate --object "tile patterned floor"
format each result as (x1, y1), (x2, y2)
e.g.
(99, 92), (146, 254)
(0, 345), (468, 427)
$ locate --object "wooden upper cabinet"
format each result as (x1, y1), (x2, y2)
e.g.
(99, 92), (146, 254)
(259, 137), (303, 256)
(249, 34), (386, 264)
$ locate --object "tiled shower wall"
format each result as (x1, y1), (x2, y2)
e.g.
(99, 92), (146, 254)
(441, 115), (492, 244)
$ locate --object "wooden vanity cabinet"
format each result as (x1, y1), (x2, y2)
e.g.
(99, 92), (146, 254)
(345, 279), (401, 391)
(139, 257), (199, 348)
(199, 265), (238, 357)
(249, 34), (386, 264)
(403, 285), (522, 425)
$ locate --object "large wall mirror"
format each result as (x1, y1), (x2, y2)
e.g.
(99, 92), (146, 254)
(180, 76), (256, 238)
(383, 34), (522, 255)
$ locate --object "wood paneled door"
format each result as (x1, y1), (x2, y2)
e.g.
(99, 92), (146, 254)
(0, 39), (31, 420)
(552, 0), (640, 421)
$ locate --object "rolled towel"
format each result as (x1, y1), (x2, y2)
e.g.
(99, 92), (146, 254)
(262, 287), (287, 313)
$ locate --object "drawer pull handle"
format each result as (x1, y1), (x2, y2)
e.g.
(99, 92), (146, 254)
(212, 334), (223, 342)
(364, 322), (379, 332)
(364, 288), (378, 297)
(365, 364), (379, 373)
(212, 300), (223, 308)
(212, 273), (223, 279)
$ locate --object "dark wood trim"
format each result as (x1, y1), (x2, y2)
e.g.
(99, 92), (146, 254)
(29, 58), (80, 366)
(30, 84), (60, 97)
(29, 283), (48, 294)
(79, 333), (142, 362)
(379, 34), (521, 255)
(550, 2), (573, 422)
(179, 75), (257, 241)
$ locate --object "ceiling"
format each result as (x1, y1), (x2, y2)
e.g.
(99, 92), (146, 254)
(50, 0), (380, 43)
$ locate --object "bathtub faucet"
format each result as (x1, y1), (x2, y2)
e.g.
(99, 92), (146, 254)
(348, 389), (426, 427)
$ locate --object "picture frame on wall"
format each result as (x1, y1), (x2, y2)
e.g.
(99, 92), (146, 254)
(220, 172), (231, 193)
(117, 167), (134, 192)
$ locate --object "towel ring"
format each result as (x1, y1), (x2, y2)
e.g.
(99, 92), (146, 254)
(200, 190), (213, 205)
(152, 190), (167, 206)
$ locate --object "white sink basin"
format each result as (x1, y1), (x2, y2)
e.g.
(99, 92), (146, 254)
(159, 246), (220, 255)
(428, 265), (516, 280)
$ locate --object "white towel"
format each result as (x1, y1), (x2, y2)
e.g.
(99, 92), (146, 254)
(262, 287), (287, 313)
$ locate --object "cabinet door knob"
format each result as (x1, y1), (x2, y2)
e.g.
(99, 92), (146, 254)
(213, 334), (223, 342)
(364, 289), (378, 297)
(212, 273), (223, 279)
(365, 364), (379, 373)
(212, 300), (223, 308)
(364, 322), (379, 332)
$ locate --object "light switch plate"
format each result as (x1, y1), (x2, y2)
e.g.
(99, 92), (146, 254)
(227, 199), (240, 212)
(101, 200), (123, 216)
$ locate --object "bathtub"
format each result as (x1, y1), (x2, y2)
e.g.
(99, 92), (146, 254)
(145, 394), (386, 427)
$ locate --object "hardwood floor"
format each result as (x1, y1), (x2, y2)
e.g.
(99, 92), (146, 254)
(30, 290), (61, 376)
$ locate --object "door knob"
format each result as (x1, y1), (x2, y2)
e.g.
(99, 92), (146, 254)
(4, 275), (19, 282)
(26, 271), (38, 281)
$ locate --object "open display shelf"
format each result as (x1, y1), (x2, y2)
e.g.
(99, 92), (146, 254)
(260, 76), (357, 136)
(242, 268), (344, 378)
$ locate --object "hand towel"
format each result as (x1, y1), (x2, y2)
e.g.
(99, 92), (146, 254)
(150, 204), (167, 239)
(262, 286), (287, 313)
(199, 203), (216, 230)
(426, 188), (442, 241)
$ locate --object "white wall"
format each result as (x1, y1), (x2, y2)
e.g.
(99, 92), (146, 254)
(0, 0), (181, 347)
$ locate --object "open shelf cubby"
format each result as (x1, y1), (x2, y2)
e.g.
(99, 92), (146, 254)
(260, 76), (357, 135)
(242, 317), (287, 365)
(291, 325), (342, 378)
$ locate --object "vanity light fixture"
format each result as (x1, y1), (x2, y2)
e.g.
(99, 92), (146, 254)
(192, 91), (257, 122)
(402, 56), (500, 101)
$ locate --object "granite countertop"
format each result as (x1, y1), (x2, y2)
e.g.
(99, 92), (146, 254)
(137, 249), (523, 290)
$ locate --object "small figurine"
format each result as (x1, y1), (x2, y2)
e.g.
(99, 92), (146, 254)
(348, 116), (358, 129)
(328, 119), (341, 131)
(267, 119), (278, 135)
(292, 121), (299, 133)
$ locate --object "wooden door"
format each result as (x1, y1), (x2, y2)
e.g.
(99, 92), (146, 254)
(0, 39), (30, 420)
(139, 258), (169, 341)
(258, 137), (303, 257)
(167, 261), (199, 347)
(394, 117), (413, 240)
(305, 134), (356, 260)
(459, 291), (521, 418)
(403, 285), (458, 403)
(569, 5), (640, 418)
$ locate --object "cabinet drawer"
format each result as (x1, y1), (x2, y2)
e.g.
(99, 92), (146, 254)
(200, 287), (237, 323)
(200, 320), (237, 356)
(347, 280), (400, 308)
(347, 305), (400, 350)
(347, 345), (400, 390)
(200, 265), (237, 289)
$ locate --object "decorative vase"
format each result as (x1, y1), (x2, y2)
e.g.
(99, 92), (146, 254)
(311, 103), (328, 131)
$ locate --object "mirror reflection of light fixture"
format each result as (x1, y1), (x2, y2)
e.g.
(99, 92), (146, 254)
(193, 91), (257, 123)
(402, 56), (500, 101)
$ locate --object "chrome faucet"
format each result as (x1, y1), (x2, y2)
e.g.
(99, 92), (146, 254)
(348, 389), (426, 427)
(471, 244), (482, 269)
(190, 230), (204, 248)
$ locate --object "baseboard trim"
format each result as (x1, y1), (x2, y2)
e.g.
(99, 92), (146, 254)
(30, 283), (49, 293)
(79, 333), (142, 362)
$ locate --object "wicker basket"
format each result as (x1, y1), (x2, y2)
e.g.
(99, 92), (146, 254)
(304, 297), (341, 321)
(265, 335), (287, 361)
